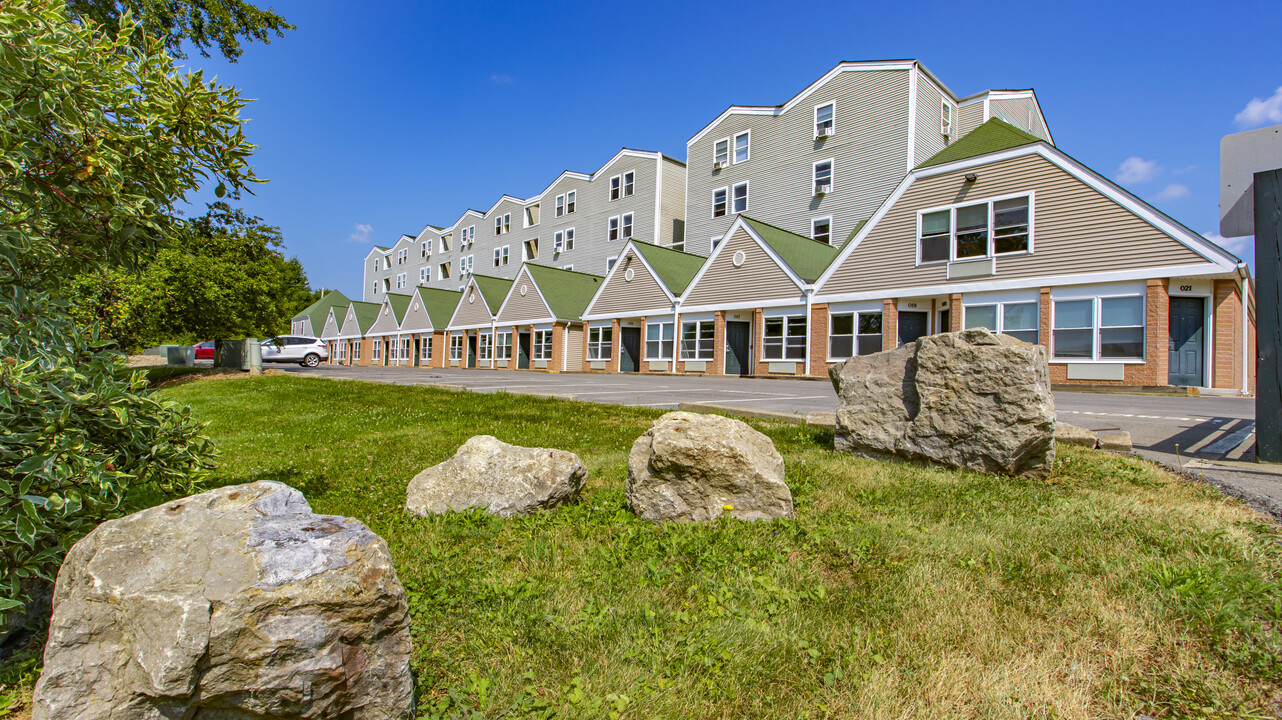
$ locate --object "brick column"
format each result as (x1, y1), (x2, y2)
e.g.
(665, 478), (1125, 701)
(1139, 279), (1169, 387)
(638, 318), (650, 373)
(711, 311), (726, 376)
(881, 299), (897, 351)
(581, 323), (591, 373)
(753, 309), (771, 376)
(359, 337), (373, 366)
(609, 319), (621, 372)
(809, 303), (829, 377)
(949, 294), (963, 331)
(1040, 288), (1063, 383)
(1213, 279), (1242, 389)
(550, 323), (565, 373)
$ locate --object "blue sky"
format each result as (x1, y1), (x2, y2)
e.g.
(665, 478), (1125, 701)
(182, 0), (1282, 297)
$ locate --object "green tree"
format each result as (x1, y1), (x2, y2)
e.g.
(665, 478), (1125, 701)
(65, 0), (293, 60)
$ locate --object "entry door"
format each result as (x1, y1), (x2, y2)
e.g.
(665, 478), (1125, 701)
(517, 332), (531, 369)
(467, 336), (477, 368)
(620, 327), (641, 372)
(898, 311), (928, 346)
(937, 310), (950, 334)
(413, 338), (421, 366)
(1168, 297), (1204, 387)
(725, 321), (751, 376)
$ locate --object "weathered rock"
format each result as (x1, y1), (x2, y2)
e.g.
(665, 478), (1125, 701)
(33, 481), (412, 720)
(1097, 431), (1134, 453)
(626, 411), (793, 522)
(406, 435), (585, 517)
(1055, 422), (1099, 448)
(829, 328), (1056, 478)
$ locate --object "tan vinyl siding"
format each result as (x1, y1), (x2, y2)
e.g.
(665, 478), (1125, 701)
(367, 305), (401, 335)
(957, 101), (985, 137)
(685, 69), (913, 258)
(497, 271), (555, 323)
(588, 250), (673, 316)
(989, 97), (1050, 141)
(450, 290), (495, 328)
(819, 153), (1207, 296)
(399, 296), (432, 332)
(660, 157), (687, 248)
(683, 227), (805, 308)
(565, 325), (584, 370)
(914, 72), (948, 168)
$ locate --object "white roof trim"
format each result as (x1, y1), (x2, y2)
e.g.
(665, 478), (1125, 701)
(678, 217), (808, 304)
(494, 265), (554, 323)
(363, 246), (391, 259)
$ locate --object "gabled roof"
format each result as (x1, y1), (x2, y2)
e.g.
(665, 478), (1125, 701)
(630, 242), (706, 296)
(348, 301), (381, 334)
(384, 292), (413, 324)
(292, 289), (350, 330)
(841, 220), (868, 250)
(917, 118), (1041, 169)
(471, 274), (515, 312)
(741, 217), (840, 284)
(523, 265), (603, 321)
(416, 285), (463, 329)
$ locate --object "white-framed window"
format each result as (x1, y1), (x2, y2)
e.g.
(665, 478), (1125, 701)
(441, 234), (452, 252)
(383, 257), (391, 270)
(606, 256), (619, 273)
(494, 245), (509, 267)
(672, 238), (685, 252)
(465, 225), (475, 247)
(813, 159), (833, 196)
(812, 217), (832, 245)
(458, 255), (473, 275)
(941, 101), (953, 137)
(554, 230), (565, 253)
(372, 282), (379, 295)
(383, 278), (391, 291)
(420, 267), (429, 283)
(623, 170), (635, 197)
(396, 273), (406, 289)
(588, 326), (612, 360)
(964, 301), (1039, 344)
(449, 334), (463, 361)
(373, 259), (379, 273)
(610, 175), (621, 201)
(732, 182), (748, 214)
(397, 248), (408, 264)
(713, 187), (728, 218)
(340, 342), (348, 361)
(421, 240), (432, 257)
(567, 190), (576, 213)
(711, 235), (723, 251)
(533, 330), (553, 360)
(478, 332), (493, 361)
(401, 336), (411, 360)
(372, 340), (382, 361)
(524, 238), (538, 261)
(829, 312), (882, 359)
(388, 338), (398, 361)
(496, 330), (512, 360)
(714, 138), (729, 167)
(645, 321), (674, 359)
(421, 335), (432, 361)
(680, 320), (715, 360)
(1052, 294), (1145, 361)
(918, 194), (1032, 264)
(621, 212), (633, 240)
(763, 315), (806, 360)
(495, 213), (510, 235)
(733, 130), (750, 163)
(564, 227), (575, 252)
(555, 194), (565, 217)
(815, 101), (835, 138)
(352, 340), (361, 361)
(439, 262), (451, 279)
(525, 205), (538, 227)
(608, 216), (620, 241)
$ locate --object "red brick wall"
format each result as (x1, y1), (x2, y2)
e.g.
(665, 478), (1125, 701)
(609, 320), (621, 373)
(710, 311), (726, 376)
(948, 294), (963, 331)
(550, 323), (565, 373)
(809, 303), (829, 378)
(1213, 280), (1242, 390)
(881, 299), (898, 351)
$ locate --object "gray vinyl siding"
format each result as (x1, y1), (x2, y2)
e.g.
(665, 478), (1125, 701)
(537, 154), (661, 275)
(565, 325), (584, 370)
(817, 153), (1207, 297)
(682, 227), (805, 308)
(989, 97), (1051, 141)
(450, 285), (497, 328)
(399, 294), (433, 333)
(339, 310), (361, 338)
(685, 68), (913, 257)
(588, 249), (673, 317)
(956, 101), (985, 138)
(496, 270), (555, 323)
(366, 303), (401, 335)
(913, 72), (949, 169)
(321, 312), (343, 340)
(659, 157), (687, 248)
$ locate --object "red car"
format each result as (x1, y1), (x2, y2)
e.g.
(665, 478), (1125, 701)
(193, 340), (215, 360)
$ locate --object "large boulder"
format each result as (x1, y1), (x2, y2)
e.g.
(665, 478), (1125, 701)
(406, 435), (586, 517)
(829, 328), (1056, 478)
(626, 411), (793, 523)
(33, 481), (413, 720)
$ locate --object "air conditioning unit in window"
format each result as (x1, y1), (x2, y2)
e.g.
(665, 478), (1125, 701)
(816, 127), (833, 139)
(714, 160), (728, 170)
(814, 184), (831, 196)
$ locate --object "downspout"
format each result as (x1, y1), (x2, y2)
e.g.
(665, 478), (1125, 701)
(804, 289), (814, 377)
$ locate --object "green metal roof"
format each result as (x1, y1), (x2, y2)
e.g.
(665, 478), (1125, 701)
(349, 301), (381, 334)
(471, 274), (515, 313)
(916, 118), (1042, 169)
(741, 217), (840, 284)
(416, 285), (463, 329)
(293, 289), (350, 332)
(630, 241), (706, 296)
(384, 292), (413, 324)
(524, 265), (604, 321)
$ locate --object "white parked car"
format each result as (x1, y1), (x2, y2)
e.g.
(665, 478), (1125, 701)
(260, 336), (328, 367)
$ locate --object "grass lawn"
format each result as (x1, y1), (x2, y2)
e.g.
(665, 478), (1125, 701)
(4, 374), (1281, 719)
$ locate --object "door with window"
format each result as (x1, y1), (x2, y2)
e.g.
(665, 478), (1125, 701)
(898, 311), (928, 346)
(725, 321), (751, 376)
(517, 332), (531, 369)
(1168, 297), (1204, 387)
(620, 327), (641, 372)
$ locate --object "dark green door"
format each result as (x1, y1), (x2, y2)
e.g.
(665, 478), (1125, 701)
(898, 311), (928, 346)
(725, 321), (750, 376)
(1168, 297), (1204, 387)
(517, 332), (530, 369)
(467, 336), (477, 368)
(620, 327), (640, 372)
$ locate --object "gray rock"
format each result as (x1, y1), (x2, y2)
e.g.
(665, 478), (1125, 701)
(406, 435), (586, 517)
(829, 328), (1056, 478)
(626, 411), (793, 523)
(1097, 431), (1134, 453)
(33, 481), (412, 720)
(1055, 422), (1099, 448)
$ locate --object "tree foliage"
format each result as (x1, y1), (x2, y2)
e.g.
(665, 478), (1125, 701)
(0, 0), (259, 623)
(65, 0), (293, 60)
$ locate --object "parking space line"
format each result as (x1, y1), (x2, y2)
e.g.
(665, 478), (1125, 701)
(1201, 422), (1255, 457)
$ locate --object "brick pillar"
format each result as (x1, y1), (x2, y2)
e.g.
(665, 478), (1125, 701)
(882, 299), (897, 351)
(550, 323), (565, 373)
(638, 318), (649, 373)
(949, 294), (963, 331)
(609, 319), (621, 372)
(359, 337), (373, 366)
(711, 311), (726, 376)
(1143, 279), (1169, 387)
(753, 310), (770, 376)
(1040, 288), (1062, 383)
(809, 303), (829, 377)
(1213, 279), (1243, 389)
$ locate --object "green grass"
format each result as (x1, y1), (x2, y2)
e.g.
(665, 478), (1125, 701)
(4, 374), (1280, 719)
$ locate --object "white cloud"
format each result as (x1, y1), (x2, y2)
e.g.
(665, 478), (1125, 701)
(1203, 231), (1253, 257)
(1153, 183), (1189, 201)
(1234, 86), (1282, 129)
(1172, 164), (1197, 175)
(490, 73), (514, 84)
(346, 223), (373, 244)
(1116, 156), (1159, 184)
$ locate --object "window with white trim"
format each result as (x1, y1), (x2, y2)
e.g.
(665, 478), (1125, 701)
(1052, 295), (1145, 361)
(525, 205), (538, 227)
(373, 259), (379, 273)
(645, 321), (674, 359)
(763, 315), (806, 360)
(383, 257), (391, 270)
(397, 273), (406, 288)
(829, 312), (882, 359)
(352, 340), (361, 361)
(477, 332), (493, 361)
(439, 262), (451, 279)
(813, 159), (833, 195)
(606, 256), (618, 273)
(608, 216), (619, 241)
(460, 255), (473, 275)
(566, 190), (576, 213)
(372, 341), (382, 361)
(441, 234), (452, 252)
(533, 330), (553, 360)
(555, 194), (565, 217)
(420, 267), (429, 283)
(524, 238), (538, 261)
(340, 342), (348, 361)
(812, 217), (832, 245)
(732, 182), (748, 213)
(672, 238), (685, 252)
(941, 102), (953, 137)
(623, 171), (635, 197)
(733, 131), (749, 163)
(815, 102), (834, 138)
(564, 227), (575, 252)
(588, 326), (612, 360)
(372, 282), (378, 295)
(397, 248), (408, 265)
(918, 195), (1031, 264)
(493, 245), (509, 267)
(621, 212), (633, 240)
(495, 213), (510, 235)
(610, 175), (621, 201)
(464, 226), (476, 247)
(714, 138), (729, 167)
(964, 301), (1039, 344)
(388, 338), (398, 361)
(680, 320), (715, 360)
(382, 278), (391, 292)
(711, 235), (722, 251)
(713, 187), (728, 217)
(449, 334), (463, 361)
(496, 331), (512, 360)
(421, 240), (432, 257)
(422, 335), (432, 361)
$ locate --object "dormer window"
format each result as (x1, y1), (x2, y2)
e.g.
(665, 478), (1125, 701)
(815, 102), (834, 138)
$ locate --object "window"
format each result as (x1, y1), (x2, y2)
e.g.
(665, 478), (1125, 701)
(372, 340), (382, 361)
(449, 334), (463, 361)
(1052, 295), (1145, 360)
(713, 187), (728, 217)
(621, 213), (633, 240)
(588, 326), (612, 360)
(460, 255), (474, 275)
(373, 260), (379, 273)
(964, 301), (1039, 344)
(525, 205), (538, 227)
(564, 227), (575, 252)
(397, 248), (408, 265)
(495, 213), (510, 235)
(496, 331), (512, 360)
(566, 190), (576, 213)
(608, 216), (619, 241)
(555, 194), (565, 217)
(494, 245), (509, 267)
(554, 230), (564, 253)
(732, 182), (748, 213)
(918, 195), (1032, 264)
(441, 234), (452, 252)
(623, 171), (635, 197)
(524, 238), (539, 261)
(533, 330), (553, 360)
(340, 342), (347, 361)
(672, 238), (685, 252)
(562, 265), (573, 271)
(352, 341), (360, 361)
(680, 320), (715, 360)
(382, 278), (391, 291)
(645, 321), (674, 359)
(610, 175), (621, 201)
(383, 257), (391, 270)
(478, 332), (493, 361)
(711, 235), (723, 251)
(812, 217), (832, 245)
(941, 102), (953, 136)
(396, 272), (406, 289)
(388, 338), (398, 362)
(829, 312), (882, 359)
(714, 138), (729, 167)
(372, 282), (379, 295)
(815, 102), (834, 138)
(421, 240), (432, 257)
(465, 226), (476, 247)
(763, 315), (806, 360)
(813, 159), (833, 195)
(422, 335), (432, 361)
(606, 256), (619, 273)
(420, 267), (429, 283)
(733, 131), (749, 163)
(439, 262), (451, 279)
